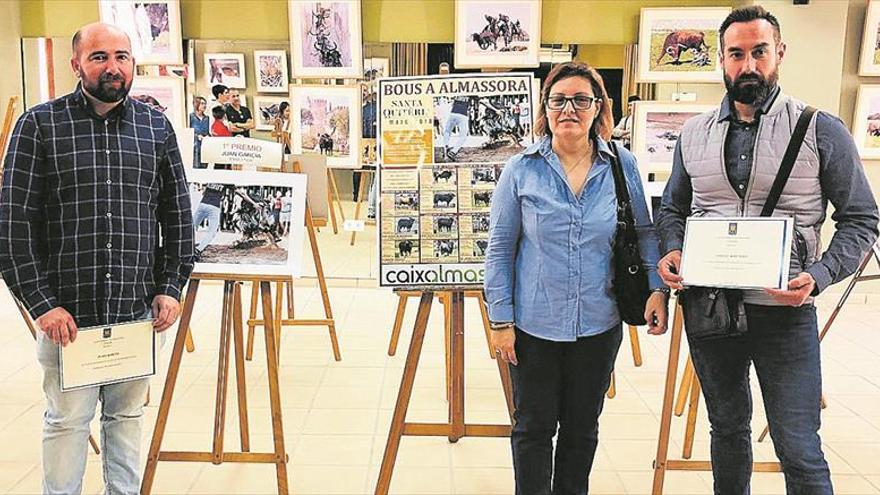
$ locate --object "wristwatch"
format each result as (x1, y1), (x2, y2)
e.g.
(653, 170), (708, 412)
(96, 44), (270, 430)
(489, 321), (515, 331)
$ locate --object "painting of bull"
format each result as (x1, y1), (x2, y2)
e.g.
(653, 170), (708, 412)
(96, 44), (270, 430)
(655, 30), (709, 66)
(396, 217), (417, 234)
(639, 8), (728, 82)
(473, 239), (488, 256)
(435, 217), (456, 233)
(433, 192), (456, 208)
(434, 239), (456, 257)
(397, 240), (414, 257)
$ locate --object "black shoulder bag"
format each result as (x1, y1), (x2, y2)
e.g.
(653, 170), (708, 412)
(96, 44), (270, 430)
(680, 106), (817, 343)
(609, 141), (651, 326)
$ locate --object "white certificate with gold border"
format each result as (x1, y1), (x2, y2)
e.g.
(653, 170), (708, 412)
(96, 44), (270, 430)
(59, 319), (157, 391)
(680, 217), (793, 290)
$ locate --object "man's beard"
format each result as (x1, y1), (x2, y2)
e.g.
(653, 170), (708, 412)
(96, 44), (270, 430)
(83, 73), (131, 103)
(724, 70), (777, 106)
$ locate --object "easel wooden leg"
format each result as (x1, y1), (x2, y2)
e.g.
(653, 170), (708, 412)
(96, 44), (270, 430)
(142, 280), (200, 494)
(606, 371), (616, 399)
(675, 357), (695, 417)
(211, 282), (235, 463)
(443, 293), (452, 402)
(275, 281), (285, 360)
(286, 280), (295, 319)
(327, 170), (339, 234)
(448, 292), (465, 443)
(349, 170), (371, 245)
(232, 282), (251, 452)
(375, 293), (434, 495)
(484, 319), (515, 421)
(652, 303), (684, 494)
(629, 325), (643, 367)
(246, 281), (259, 360)
(474, 291), (495, 359)
(260, 281), (290, 494)
(682, 372), (701, 459)
(388, 292), (410, 356)
(305, 197), (341, 361)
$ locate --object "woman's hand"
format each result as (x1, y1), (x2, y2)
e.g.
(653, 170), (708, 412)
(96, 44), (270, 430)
(490, 327), (518, 366)
(644, 291), (669, 335)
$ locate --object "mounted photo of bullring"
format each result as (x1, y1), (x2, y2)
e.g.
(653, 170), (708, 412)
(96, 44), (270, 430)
(637, 8), (730, 83)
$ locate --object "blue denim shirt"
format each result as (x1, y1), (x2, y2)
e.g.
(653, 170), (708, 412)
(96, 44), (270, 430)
(484, 136), (663, 342)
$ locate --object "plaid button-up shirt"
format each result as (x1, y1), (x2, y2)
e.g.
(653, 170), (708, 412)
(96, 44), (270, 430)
(0, 85), (194, 327)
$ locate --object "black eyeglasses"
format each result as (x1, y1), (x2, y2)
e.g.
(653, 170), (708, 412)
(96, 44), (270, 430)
(545, 94), (602, 111)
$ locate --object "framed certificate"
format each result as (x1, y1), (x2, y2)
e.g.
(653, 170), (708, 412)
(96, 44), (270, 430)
(680, 217), (793, 290)
(59, 320), (157, 392)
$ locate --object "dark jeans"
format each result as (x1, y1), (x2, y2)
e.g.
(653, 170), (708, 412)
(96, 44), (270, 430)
(689, 304), (833, 495)
(509, 325), (622, 495)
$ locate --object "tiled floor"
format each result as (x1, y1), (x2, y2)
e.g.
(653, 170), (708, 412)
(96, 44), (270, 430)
(1, 214), (879, 494)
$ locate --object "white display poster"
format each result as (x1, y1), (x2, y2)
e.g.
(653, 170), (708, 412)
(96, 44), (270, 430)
(188, 169), (307, 277)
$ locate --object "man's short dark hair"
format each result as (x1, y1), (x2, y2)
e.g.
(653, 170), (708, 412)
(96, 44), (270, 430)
(212, 84), (229, 99)
(720, 6), (782, 50)
(627, 95), (641, 103)
(212, 105), (226, 119)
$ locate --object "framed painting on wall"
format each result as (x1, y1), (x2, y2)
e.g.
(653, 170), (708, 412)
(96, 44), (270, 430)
(290, 84), (361, 169)
(636, 7), (730, 83)
(859, 1), (880, 76)
(630, 101), (715, 172)
(454, 0), (541, 69)
(254, 50), (290, 93)
(852, 85), (880, 159)
(253, 96), (289, 131)
(128, 76), (186, 132)
(204, 53), (247, 89)
(99, 0), (183, 65)
(289, 0), (364, 79)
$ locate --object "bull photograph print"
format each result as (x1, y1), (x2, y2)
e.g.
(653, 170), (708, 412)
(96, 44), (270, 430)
(205, 53), (247, 88)
(454, 0), (541, 68)
(289, 0), (364, 79)
(99, 0), (183, 65)
(254, 50), (289, 93)
(637, 7), (730, 83)
(188, 169), (307, 277)
(128, 76), (186, 133)
(291, 84), (361, 169)
(630, 101), (715, 172)
(253, 96), (289, 131)
(859, 1), (880, 76)
(852, 85), (880, 159)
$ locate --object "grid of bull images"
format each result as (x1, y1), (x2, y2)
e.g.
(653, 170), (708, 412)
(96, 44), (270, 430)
(383, 164), (501, 265)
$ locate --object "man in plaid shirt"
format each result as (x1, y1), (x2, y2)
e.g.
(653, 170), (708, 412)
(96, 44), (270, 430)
(0, 23), (193, 494)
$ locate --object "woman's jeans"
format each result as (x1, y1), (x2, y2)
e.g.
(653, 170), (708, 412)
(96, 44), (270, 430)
(509, 325), (622, 495)
(36, 312), (157, 494)
(689, 304), (833, 495)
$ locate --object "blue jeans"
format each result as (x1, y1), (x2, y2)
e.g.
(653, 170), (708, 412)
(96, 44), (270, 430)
(509, 325), (622, 495)
(193, 202), (221, 252)
(689, 304), (833, 495)
(36, 312), (157, 495)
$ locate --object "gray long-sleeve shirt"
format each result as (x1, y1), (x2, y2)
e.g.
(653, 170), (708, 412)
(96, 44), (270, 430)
(657, 92), (879, 295)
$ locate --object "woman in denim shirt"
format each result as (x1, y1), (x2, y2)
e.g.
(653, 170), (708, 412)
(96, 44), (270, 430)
(485, 62), (668, 494)
(189, 96), (209, 168)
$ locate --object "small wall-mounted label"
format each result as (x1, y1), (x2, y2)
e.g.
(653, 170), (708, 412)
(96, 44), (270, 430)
(672, 92), (697, 102)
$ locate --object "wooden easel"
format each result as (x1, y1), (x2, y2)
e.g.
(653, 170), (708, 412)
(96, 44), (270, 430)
(326, 169), (346, 234)
(10, 295), (101, 456)
(374, 289), (515, 495)
(141, 276), (289, 495)
(244, 159), (341, 362)
(349, 166), (375, 245)
(0, 96), (18, 167)
(652, 301), (781, 494)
